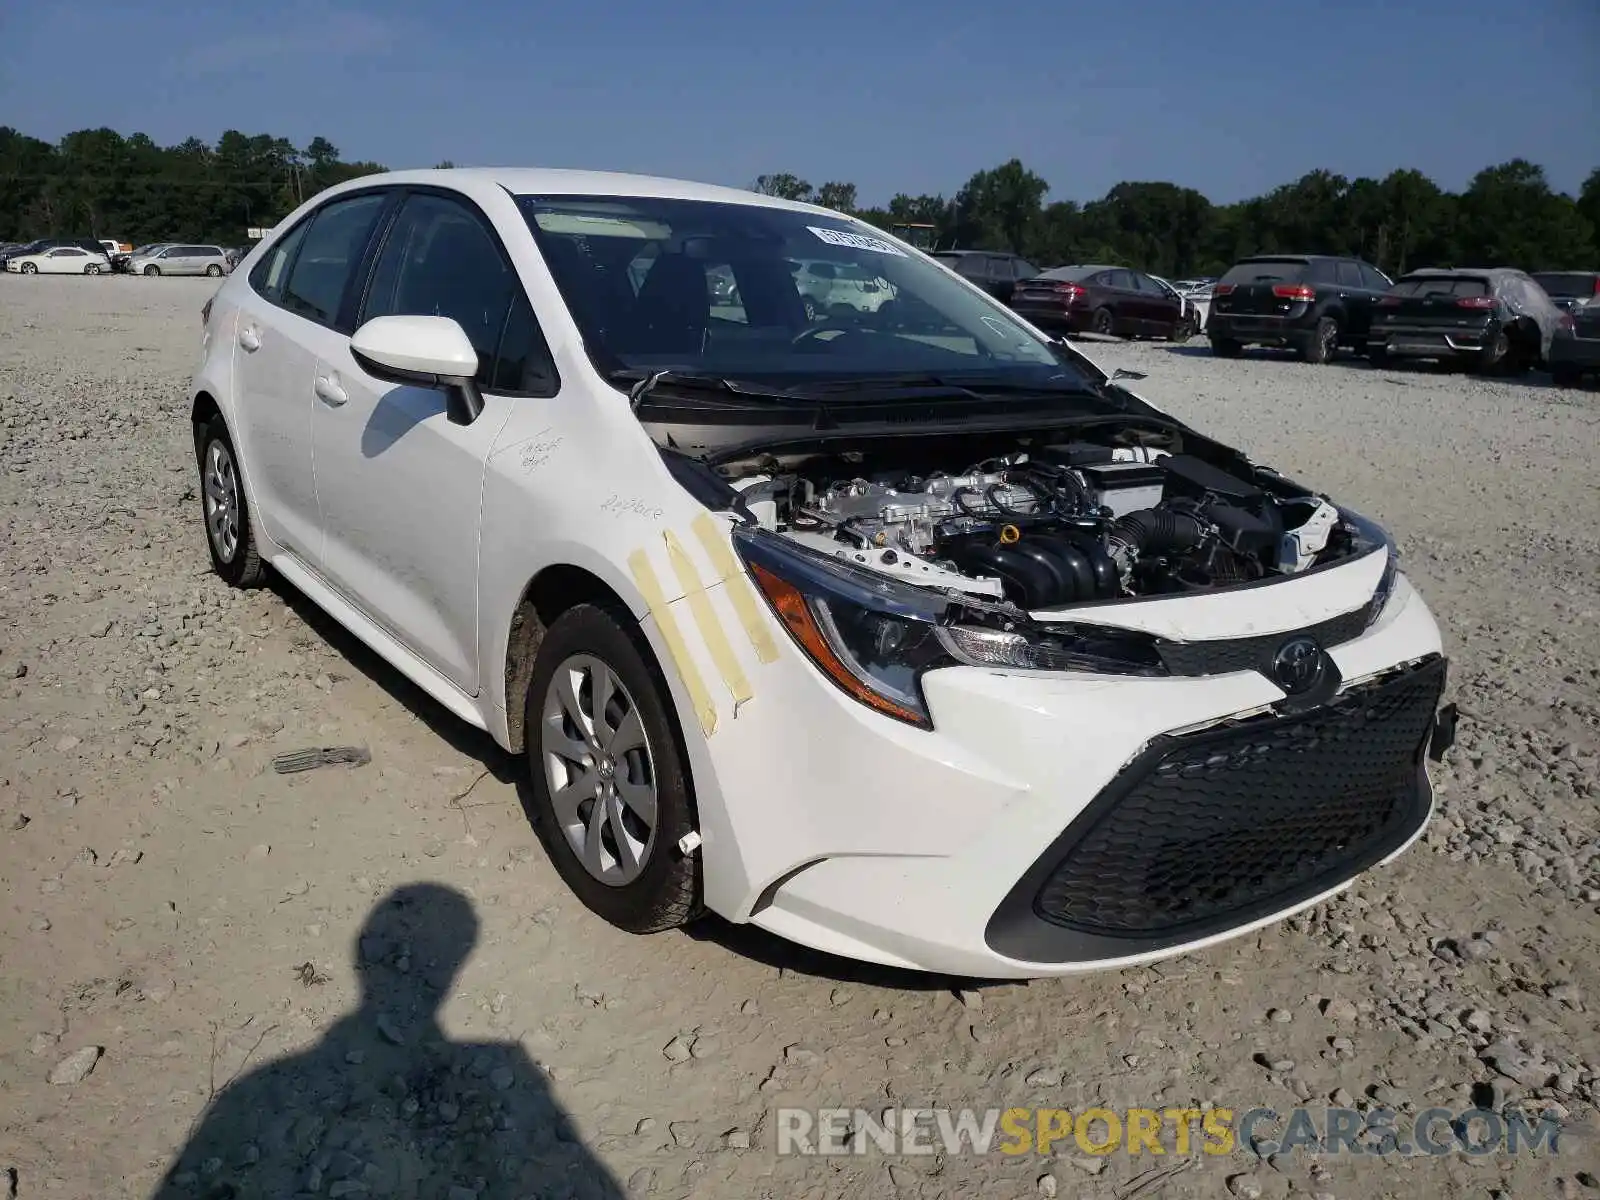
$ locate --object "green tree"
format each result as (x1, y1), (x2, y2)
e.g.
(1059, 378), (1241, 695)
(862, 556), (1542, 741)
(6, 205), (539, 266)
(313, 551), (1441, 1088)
(750, 173), (813, 202)
(954, 159), (1049, 254)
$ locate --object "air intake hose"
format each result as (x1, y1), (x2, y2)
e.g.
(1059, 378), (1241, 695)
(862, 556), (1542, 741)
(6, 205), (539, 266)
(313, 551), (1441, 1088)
(1107, 508), (1206, 577)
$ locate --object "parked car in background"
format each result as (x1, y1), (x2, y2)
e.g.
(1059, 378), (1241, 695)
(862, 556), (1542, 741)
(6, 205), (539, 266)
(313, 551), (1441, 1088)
(1207, 255), (1391, 362)
(1368, 268), (1562, 374)
(788, 258), (897, 319)
(1183, 281), (1215, 332)
(2, 237), (112, 268)
(1148, 274), (1203, 339)
(5, 245), (111, 275)
(1530, 271), (1600, 314)
(100, 239), (132, 258)
(1010, 264), (1189, 340)
(114, 243), (171, 273)
(1548, 302), (1600, 387)
(128, 244), (231, 277)
(931, 249), (1039, 305)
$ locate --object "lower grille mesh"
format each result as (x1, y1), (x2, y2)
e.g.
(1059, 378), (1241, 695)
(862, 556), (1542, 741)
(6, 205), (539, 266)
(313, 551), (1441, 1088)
(1033, 657), (1446, 937)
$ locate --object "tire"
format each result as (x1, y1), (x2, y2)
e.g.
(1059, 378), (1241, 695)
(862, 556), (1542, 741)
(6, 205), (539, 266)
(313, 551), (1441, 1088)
(144, 265), (161, 277)
(196, 415), (265, 587)
(1167, 315), (1195, 343)
(1477, 328), (1509, 374)
(1298, 316), (1339, 364)
(19, 262), (36, 275)
(206, 264), (223, 277)
(524, 603), (702, 934)
(84, 263), (101, 275)
(1550, 366), (1582, 389)
(1091, 307), (1115, 337)
(1210, 336), (1243, 358)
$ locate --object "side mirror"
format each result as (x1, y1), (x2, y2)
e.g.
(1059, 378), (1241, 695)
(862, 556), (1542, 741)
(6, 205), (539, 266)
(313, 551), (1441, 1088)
(350, 315), (484, 425)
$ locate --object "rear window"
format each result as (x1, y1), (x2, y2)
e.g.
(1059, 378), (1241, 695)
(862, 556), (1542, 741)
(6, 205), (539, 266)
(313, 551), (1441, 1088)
(1038, 266), (1099, 283)
(1531, 272), (1597, 298)
(1390, 277), (1490, 298)
(1220, 258), (1310, 285)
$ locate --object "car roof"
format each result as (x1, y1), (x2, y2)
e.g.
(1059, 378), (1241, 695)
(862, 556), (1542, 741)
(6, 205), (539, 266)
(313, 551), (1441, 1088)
(1041, 264), (1121, 278)
(319, 167), (839, 215)
(1399, 267), (1524, 279)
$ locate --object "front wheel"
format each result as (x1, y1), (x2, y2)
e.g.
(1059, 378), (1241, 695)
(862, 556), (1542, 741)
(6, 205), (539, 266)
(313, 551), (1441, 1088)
(1091, 307), (1115, 337)
(19, 262), (37, 275)
(143, 265), (161, 277)
(206, 264), (223, 277)
(196, 416), (265, 587)
(84, 263), (101, 275)
(1167, 315), (1195, 343)
(524, 604), (702, 934)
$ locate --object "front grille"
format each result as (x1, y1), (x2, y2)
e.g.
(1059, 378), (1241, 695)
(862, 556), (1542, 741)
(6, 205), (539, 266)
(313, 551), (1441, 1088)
(1032, 656), (1445, 938)
(1154, 601), (1373, 677)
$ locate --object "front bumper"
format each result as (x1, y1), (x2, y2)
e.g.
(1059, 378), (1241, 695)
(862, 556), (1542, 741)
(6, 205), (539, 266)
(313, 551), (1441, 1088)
(673, 556), (1448, 978)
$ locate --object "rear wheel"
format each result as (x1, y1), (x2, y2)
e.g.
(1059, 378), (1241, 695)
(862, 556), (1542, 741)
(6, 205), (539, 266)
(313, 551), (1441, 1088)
(1210, 336), (1243, 358)
(1299, 316), (1339, 364)
(524, 604), (702, 934)
(1167, 315), (1195, 343)
(143, 264), (161, 277)
(1091, 307), (1115, 337)
(1477, 328), (1510, 374)
(206, 264), (223, 277)
(85, 263), (101, 275)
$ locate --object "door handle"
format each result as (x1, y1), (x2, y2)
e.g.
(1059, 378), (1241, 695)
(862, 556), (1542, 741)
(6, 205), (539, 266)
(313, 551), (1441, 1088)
(314, 374), (348, 407)
(238, 326), (261, 352)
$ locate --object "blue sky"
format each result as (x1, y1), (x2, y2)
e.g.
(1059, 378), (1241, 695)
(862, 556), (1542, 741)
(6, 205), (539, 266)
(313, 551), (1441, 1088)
(6, 0), (1597, 206)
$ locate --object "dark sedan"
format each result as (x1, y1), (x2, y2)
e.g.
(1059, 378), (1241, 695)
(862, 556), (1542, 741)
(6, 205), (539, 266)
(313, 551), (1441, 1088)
(1010, 265), (1190, 340)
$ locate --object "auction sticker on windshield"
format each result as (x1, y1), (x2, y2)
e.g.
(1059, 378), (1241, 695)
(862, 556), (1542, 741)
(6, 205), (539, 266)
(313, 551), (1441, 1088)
(808, 227), (908, 256)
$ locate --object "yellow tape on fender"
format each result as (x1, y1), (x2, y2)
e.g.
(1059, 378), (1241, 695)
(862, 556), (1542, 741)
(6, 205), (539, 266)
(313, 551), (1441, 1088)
(628, 548), (718, 738)
(690, 512), (781, 665)
(664, 529), (755, 711)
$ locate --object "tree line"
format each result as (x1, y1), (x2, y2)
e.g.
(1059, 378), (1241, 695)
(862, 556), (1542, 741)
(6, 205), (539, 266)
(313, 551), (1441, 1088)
(754, 160), (1600, 279)
(4, 125), (1595, 279)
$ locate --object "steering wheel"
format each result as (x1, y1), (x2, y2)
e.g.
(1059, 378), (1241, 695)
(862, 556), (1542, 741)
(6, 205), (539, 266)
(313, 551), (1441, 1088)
(791, 321), (876, 350)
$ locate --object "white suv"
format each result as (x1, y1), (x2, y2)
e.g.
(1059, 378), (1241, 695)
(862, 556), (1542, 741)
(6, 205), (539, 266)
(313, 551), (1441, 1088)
(188, 169), (1452, 978)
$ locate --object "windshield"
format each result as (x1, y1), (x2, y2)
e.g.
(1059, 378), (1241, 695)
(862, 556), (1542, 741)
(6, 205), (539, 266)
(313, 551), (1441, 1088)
(517, 195), (1078, 390)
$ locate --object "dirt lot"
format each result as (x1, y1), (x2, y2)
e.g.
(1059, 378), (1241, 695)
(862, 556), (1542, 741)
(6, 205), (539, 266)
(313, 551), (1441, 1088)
(1, 276), (1597, 1200)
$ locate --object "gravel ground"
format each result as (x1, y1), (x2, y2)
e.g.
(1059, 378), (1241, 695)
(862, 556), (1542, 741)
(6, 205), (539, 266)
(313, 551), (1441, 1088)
(1, 276), (1597, 1199)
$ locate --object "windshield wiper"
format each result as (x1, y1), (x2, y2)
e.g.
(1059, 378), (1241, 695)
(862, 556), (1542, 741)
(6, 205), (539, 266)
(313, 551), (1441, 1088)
(794, 372), (1102, 399)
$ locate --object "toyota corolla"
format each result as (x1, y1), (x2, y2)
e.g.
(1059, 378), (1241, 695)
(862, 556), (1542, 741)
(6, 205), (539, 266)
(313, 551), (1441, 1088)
(188, 168), (1455, 978)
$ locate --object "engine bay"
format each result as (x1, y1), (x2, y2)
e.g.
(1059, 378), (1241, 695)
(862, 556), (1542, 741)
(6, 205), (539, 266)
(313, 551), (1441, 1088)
(724, 436), (1350, 610)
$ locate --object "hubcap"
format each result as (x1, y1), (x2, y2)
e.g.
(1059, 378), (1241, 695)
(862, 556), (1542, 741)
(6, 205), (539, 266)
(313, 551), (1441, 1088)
(203, 440), (240, 562)
(541, 655), (657, 886)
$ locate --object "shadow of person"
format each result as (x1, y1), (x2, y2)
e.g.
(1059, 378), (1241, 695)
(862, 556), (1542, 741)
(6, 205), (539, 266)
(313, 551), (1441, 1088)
(152, 883), (625, 1200)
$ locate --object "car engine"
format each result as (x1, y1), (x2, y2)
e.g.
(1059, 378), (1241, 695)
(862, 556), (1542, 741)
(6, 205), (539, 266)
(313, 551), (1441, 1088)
(732, 441), (1344, 609)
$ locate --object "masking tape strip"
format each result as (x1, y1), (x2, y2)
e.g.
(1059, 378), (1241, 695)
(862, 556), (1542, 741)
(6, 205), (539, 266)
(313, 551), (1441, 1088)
(665, 530), (754, 709)
(690, 512), (781, 664)
(628, 548), (718, 738)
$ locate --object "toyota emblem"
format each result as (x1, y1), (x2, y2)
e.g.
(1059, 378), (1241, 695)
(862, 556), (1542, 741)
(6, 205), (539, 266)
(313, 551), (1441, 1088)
(1272, 636), (1326, 694)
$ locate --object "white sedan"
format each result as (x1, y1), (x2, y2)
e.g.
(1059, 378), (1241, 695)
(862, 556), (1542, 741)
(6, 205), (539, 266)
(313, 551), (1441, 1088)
(188, 168), (1453, 978)
(5, 246), (111, 275)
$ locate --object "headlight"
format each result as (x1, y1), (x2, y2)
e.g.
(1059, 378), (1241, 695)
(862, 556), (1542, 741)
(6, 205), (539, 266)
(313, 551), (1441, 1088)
(733, 526), (1163, 729)
(1339, 507), (1400, 627)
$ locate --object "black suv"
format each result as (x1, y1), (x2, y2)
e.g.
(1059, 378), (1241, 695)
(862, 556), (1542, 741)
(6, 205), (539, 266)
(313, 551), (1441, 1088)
(1207, 254), (1392, 363)
(932, 250), (1040, 305)
(1369, 268), (1558, 375)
